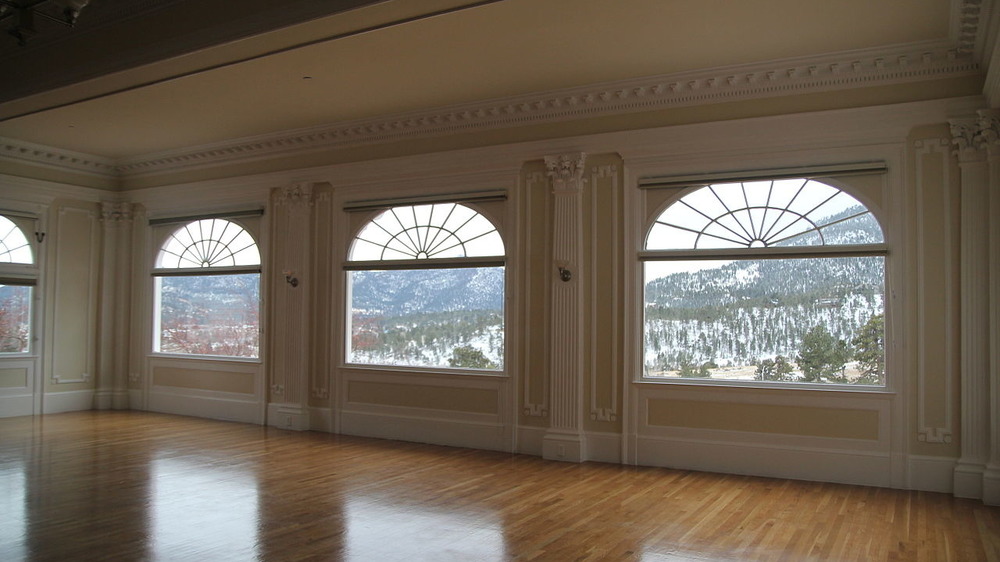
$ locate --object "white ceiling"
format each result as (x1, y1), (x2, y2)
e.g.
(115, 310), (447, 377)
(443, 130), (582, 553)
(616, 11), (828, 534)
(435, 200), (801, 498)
(0, 0), (971, 162)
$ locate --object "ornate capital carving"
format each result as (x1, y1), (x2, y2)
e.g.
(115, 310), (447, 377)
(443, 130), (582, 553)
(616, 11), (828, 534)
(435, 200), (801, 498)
(976, 109), (1000, 147)
(950, 117), (984, 160)
(273, 183), (315, 206)
(949, 110), (1000, 161)
(100, 201), (133, 224)
(545, 153), (587, 193)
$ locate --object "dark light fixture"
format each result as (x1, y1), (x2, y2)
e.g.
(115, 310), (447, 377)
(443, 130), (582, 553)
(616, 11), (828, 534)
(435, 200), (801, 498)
(0, 0), (90, 46)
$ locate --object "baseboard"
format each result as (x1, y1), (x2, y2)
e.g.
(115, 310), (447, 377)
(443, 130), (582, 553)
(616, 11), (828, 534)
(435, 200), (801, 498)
(267, 403), (308, 431)
(93, 390), (113, 410)
(516, 427), (620, 463)
(517, 425), (546, 456)
(309, 407), (333, 432)
(128, 389), (144, 410)
(340, 409), (510, 452)
(636, 434), (892, 487)
(907, 455), (956, 493)
(586, 431), (622, 464)
(148, 390), (262, 424)
(0, 393), (34, 418)
(982, 466), (1000, 506)
(953, 462), (986, 499)
(42, 389), (94, 414)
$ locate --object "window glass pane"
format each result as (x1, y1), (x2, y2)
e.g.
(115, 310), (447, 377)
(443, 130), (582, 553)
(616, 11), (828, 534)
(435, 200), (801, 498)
(348, 267), (504, 369)
(0, 216), (32, 264)
(0, 285), (31, 353)
(644, 256), (884, 385)
(156, 274), (260, 358)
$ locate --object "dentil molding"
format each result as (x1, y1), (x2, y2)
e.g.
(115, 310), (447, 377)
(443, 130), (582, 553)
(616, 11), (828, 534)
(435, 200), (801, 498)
(0, 41), (984, 180)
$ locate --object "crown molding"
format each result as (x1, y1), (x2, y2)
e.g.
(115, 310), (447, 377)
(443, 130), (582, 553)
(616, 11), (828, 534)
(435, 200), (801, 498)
(1, 40), (984, 182)
(113, 41), (980, 178)
(0, 136), (117, 177)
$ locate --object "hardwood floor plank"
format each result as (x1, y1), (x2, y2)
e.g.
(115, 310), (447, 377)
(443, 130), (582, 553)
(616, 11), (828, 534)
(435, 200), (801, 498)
(1, 411), (998, 561)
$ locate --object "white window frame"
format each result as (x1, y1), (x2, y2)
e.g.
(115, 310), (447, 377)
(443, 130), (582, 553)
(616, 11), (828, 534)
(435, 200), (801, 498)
(343, 199), (507, 374)
(0, 212), (38, 356)
(150, 215), (263, 361)
(639, 173), (890, 391)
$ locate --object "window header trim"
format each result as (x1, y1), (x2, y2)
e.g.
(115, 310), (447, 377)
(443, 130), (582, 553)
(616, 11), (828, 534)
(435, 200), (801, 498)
(344, 190), (507, 212)
(149, 209), (264, 226)
(152, 265), (261, 277)
(640, 244), (887, 262)
(639, 162), (887, 190)
(344, 256), (505, 271)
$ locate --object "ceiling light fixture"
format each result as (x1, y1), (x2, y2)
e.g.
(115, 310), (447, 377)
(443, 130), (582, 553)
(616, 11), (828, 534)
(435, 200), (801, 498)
(0, 0), (90, 46)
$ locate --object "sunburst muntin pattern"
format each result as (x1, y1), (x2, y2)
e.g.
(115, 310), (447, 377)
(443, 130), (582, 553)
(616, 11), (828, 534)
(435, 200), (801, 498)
(0, 216), (32, 264)
(646, 179), (884, 251)
(350, 203), (504, 261)
(157, 219), (260, 268)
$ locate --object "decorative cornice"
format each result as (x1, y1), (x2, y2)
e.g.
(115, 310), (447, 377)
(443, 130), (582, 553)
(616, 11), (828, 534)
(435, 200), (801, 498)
(956, 0), (984, 54)
(2, 41), (984, 181)
(0, 137), (117, 176)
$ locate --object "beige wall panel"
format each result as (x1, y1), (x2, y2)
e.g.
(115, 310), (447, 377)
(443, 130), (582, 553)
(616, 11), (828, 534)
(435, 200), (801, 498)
(585, 154), (623, 432)
(153, 366), (255, 394)
(647, 398), (879, 440)
(310, 187), (334, 407)
(519, 161), (550, 426)
(349, 380), (498, 414)
(0, 368), (28, 388)
(907, 124), (961, 457)
(46, 203), (99, 390)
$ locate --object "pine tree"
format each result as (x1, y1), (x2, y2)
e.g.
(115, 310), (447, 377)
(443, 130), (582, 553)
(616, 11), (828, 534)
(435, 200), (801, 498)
(449, 345), (497, 369)
(851, 313), (884, 384)
(755, 355), (794, 381)
(796, 324), (851, 382)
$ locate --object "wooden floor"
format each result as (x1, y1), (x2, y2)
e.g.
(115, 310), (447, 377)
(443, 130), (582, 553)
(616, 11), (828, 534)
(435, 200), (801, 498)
(1, 412), (998, 561)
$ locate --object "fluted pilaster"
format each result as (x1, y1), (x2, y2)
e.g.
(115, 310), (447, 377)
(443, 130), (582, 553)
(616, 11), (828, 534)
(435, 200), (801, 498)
(267, 183), (314, 430)
(95, 201), (134, 410)
(980, 109), (1000, 506)
(950, 114), (993, 499)
(542, 153), (587, 462)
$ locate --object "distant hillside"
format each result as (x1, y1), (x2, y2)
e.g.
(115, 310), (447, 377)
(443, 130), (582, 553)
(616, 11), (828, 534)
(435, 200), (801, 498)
(644, 206), (885, 372)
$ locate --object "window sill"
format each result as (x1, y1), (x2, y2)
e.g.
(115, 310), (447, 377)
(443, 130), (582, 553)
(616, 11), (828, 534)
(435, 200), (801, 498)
(148, 353), (262, 365)
(635, 377), (895, 395)
(342, 363), (507, 379)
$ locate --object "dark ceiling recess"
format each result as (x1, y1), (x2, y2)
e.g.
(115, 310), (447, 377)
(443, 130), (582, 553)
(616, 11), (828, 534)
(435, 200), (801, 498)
(0, 0), (390, 104)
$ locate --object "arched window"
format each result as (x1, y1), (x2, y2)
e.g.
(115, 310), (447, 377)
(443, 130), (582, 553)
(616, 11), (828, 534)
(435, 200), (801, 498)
(642, 178), (886, 386)
(345, 202), (505, 370)
(0, 214), (34, 354)
(152, 219), (261, 358)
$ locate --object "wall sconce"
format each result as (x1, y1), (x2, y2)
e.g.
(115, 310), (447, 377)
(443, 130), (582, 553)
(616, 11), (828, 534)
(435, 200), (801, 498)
(556, 261), (572, 282)
(283, 270), (299, 288)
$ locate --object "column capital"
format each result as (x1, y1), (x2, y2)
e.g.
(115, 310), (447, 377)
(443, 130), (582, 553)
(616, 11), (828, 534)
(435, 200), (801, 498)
(544, 153), (587, 193)
(273, 183), (315, 206)
(950, 117), (987, 162)
(100, 201), (134, 224)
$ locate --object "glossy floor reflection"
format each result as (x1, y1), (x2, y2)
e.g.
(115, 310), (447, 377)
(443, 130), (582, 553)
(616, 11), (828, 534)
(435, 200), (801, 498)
(1, 411), (998, 561)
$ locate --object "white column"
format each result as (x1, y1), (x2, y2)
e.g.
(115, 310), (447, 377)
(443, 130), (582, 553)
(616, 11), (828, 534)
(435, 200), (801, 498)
(267, 184), (314, 430)
(95, 201), (133, 410)
(542, 153), (587, 462)
(980, 110), (1000, 505)
(950, 117), (992, 499)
